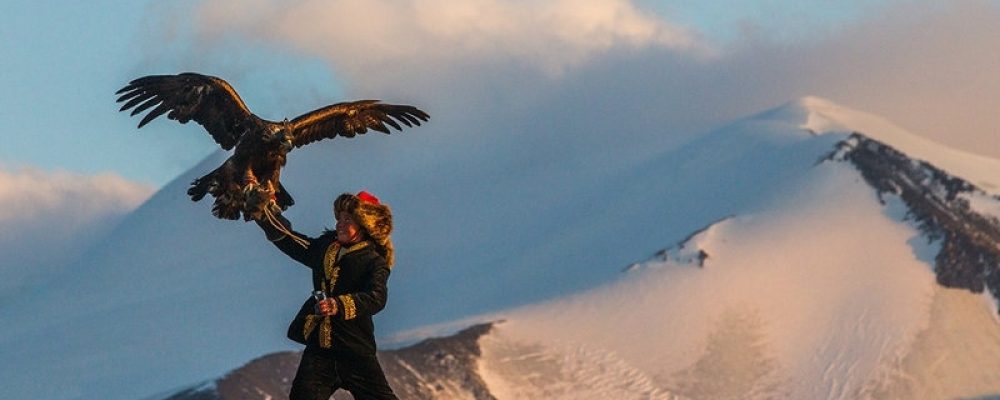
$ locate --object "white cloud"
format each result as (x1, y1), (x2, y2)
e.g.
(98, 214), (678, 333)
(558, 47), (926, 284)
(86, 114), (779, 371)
(194, 0), (705, 77)
(0, 167), (153, 299)
(182, 0), (1000, 161)
(0, 168), (151, 223)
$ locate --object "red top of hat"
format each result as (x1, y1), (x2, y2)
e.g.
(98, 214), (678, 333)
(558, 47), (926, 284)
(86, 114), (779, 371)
(356, 190), (380, 205)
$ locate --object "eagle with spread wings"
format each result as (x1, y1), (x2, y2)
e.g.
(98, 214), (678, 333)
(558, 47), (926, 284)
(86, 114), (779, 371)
(117, 73), (428, 236)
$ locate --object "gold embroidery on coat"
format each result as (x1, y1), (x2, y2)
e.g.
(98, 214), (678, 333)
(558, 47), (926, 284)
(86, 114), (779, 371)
(309, 240), (371, 346)
(304, 315), (318, 340)
(328, 267), (340, 291)
(319, 316), (332, 348)
(341, 241), (370, 258)
(324, 242), (341, 281)
(339, 295), (357, 320)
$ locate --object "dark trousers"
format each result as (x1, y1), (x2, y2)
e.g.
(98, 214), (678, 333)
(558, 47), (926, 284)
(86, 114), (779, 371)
(290, 348), (398, 400)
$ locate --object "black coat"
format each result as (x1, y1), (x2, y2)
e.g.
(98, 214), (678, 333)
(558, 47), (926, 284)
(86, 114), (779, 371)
(264, 220), (391, 356)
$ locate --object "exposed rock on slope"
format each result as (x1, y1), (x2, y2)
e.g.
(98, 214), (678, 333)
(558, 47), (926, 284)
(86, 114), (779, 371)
(831, 133), (1000, 310)
(159, 323), (497, 400)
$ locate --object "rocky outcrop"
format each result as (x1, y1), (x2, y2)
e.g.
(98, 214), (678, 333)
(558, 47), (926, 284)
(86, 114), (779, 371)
(624, 217), (729, 272)
(157, 323), (497, 400)
(831, 133), (1000, 310)
(378, 323), (497, 400)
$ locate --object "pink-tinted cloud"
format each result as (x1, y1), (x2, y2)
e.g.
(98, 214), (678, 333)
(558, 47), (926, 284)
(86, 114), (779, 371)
(792, 1), (1000, 157)
(194, 0), (704, 78)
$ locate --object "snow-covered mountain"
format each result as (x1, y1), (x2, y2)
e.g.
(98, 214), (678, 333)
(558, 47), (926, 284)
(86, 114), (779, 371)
(155, 97), (1000, 400)
(3, 96), (999, 399)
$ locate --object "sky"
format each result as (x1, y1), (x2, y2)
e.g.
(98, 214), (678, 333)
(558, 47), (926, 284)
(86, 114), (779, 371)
(2, 0), (997, 189)
(2, 0), (999, 286)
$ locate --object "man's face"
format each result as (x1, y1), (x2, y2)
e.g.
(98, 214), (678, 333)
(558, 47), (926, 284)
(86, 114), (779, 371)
(335, 211), (363, 244)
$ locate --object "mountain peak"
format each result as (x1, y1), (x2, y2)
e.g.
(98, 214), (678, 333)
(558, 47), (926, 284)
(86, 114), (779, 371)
(752, 95), (888, 136)
(748, 96), (1000, 192)
(789, 95), (851, 135)
(787, 95), (843, 116)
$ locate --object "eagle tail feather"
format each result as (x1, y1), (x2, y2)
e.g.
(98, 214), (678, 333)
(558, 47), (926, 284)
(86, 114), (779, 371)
(212, 196), (242, 220)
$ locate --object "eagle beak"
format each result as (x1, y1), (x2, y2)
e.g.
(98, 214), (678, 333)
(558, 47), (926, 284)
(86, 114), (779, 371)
(279, 132), (293, 152)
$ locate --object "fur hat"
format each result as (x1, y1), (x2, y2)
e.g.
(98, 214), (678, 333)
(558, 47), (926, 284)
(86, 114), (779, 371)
(335, 191), (394, 267)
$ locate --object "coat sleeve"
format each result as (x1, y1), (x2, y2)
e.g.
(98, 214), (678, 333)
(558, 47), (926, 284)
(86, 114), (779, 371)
(335, 260), (390, 320)
(256, 214), (321, 268)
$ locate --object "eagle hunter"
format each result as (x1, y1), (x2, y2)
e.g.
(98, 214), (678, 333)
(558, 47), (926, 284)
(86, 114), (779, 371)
(117, 73), (428, 244)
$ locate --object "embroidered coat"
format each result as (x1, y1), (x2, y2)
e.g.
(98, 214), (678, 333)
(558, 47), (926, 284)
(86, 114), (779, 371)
(268, 225), (391, 356)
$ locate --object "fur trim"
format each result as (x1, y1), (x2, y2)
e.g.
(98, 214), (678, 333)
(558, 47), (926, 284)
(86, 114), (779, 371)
(334, 192), (394, 267)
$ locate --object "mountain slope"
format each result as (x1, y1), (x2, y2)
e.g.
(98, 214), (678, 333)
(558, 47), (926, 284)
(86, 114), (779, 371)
(462, 99), (1000, 399)
(165, 153), (1000, 398)
(156, 97), (1000, 399)
(3, 96), (998, 400)
(153, 324), (496, 400)
(833, 133), (1000, 307)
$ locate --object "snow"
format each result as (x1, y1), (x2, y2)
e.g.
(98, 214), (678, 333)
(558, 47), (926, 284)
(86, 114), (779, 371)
(3, 96), (999, 399)
(478, 327), (678, 399)
(960, 191), (1000, 221)
(757, 96), (1000, 194)
(475, 161), (1000, 399)
(865, 287), (1000, 399)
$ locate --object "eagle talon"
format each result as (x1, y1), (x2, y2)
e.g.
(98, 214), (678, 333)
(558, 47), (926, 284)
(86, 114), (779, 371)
(242, 181), (259, 198)
(243, 184), (279, 221)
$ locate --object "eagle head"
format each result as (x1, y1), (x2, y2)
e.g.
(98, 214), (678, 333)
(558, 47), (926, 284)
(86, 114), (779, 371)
(264, 120), (293, 153)
(277, 118), (293, 152)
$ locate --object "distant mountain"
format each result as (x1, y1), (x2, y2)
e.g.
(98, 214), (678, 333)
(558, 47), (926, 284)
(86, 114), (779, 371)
(3, 97), (999, 399)
(154, 97), (1000, 399)
(0, 169), (151, 304)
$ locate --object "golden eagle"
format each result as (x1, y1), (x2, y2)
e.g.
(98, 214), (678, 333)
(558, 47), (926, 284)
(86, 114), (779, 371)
(117, 72), (428, 233)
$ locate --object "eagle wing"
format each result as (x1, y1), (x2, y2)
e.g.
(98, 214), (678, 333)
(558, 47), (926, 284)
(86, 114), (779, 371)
(116, 73), (260, 150)
(287, 100), (429, 148)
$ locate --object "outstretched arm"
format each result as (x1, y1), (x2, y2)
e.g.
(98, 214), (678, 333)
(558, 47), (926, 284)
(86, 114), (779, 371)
(256, 211), (292, 241)
(255, 213), (318, 267)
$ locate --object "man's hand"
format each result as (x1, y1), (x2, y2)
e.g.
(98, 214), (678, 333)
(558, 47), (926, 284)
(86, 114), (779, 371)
(315, 298), (338, 316)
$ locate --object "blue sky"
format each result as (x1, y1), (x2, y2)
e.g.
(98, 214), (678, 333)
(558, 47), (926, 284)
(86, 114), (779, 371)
(0, 0), (1000, 187)
(1, 1), (160, 181)
(0, 0), (919, 188)
(0, 0), (341, 185)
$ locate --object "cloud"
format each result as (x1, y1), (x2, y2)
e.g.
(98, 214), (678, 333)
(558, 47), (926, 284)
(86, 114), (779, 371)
(789, 1), (1000, 157)
(194, 0), (704, 78)
(182, 0), (1000, 160)
(0, 167), (153, 298)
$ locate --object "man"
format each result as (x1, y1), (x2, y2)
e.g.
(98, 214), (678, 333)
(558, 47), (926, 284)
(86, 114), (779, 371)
(256, 191), (398, 400)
